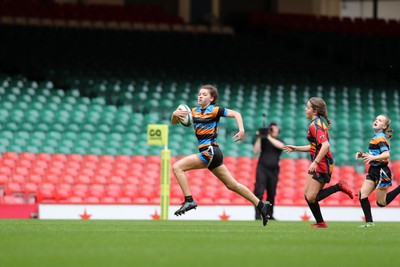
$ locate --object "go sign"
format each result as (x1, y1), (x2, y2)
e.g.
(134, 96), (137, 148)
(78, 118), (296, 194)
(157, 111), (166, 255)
(147, 124), (169, 146)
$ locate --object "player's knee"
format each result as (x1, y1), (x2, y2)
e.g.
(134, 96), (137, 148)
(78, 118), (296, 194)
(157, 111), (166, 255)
(305, 195), (316, 203)
(226, 182), (240, 192)
(376, 201), (386, 207)
(172, 163), (182, 174)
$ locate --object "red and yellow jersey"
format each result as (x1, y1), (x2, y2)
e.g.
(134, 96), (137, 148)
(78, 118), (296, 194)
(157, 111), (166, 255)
(307, 117), (334, 174)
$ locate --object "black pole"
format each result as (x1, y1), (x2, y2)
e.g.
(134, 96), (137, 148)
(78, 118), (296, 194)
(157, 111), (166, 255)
(373, 0), (378, 19)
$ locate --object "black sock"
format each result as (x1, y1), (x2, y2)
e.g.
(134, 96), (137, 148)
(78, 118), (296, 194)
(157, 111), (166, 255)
(256, 200), (264, 211)
(316, 185), (340, 202)
(360, 198), (373, 223)
(386, 186), (400, 205)
(306, 199), (324, 223)
(185, 195), (193, 202)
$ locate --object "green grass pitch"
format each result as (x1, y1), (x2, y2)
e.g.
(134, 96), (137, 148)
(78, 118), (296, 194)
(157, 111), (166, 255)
(1, 220), (399, 267)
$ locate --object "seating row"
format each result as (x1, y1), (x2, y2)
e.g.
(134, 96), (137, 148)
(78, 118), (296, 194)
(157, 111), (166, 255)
(248, 12), (400, 35)
(1, 153), (399, 207)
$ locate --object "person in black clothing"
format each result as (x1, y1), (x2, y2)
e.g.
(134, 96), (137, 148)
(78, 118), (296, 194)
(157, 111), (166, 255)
(253, 122), (284, 220)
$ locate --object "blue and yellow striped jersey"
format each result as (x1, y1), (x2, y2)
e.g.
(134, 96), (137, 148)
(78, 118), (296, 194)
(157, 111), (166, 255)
(368, 132), (390, 166)
(191, 105), (228, 150)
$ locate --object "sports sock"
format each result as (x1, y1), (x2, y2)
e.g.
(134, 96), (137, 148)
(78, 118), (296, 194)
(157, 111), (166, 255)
(316, 184), (340, 202)
(360, 198), (373, 223)
(185, 195), (194, 202)
(385, 186), (400, 205)
(306, 199), (324, 223)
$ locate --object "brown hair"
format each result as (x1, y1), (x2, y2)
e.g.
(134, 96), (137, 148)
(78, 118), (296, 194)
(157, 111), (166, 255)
(201, 85), (218, 105)
(309, 97), (331, 129)
(381, 114), (393, 139)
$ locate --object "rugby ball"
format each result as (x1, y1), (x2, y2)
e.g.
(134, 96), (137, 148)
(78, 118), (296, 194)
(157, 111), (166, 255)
(177, 104), (193, 127)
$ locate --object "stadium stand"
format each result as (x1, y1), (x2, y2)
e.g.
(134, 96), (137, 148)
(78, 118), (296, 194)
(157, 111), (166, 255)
(0, 4), (399, 208)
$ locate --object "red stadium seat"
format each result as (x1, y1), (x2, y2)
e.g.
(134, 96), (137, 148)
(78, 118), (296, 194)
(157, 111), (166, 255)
(2, 159), (17, 168)
(14, 167), (29, 176)
(92, 175), (107, 184)
(84, 154), (100, 163)
(68, 196), (83, 203)
(116, 155), (131, 164)
(117, 197), (132, 204)
(113, 168), (127, 177)
(30, 165), (46, 176)
(132, 155), (146, 165)
(3, 152), (19, 161)
(0, 173), (8, 184)
(88, 184), (105, 198)
(133, 197), (150, 204)
(37, 183), (56, 202)
(3, 195), (25, 204)
(99, 155), (115, 164)
(101, 196), (116, 203)
(10, 174), (26, 184)
(37, 153), (52, 162)
(68, 154), (84, 163)
(71, 184), (88, 198)
(60, 174), (75, 184)
(55, 187), (71, 202)
(43, 173), (58, 184)
(82, 161), (97, 170)
(76, 174), (92, 184)
(18, 159), (32, 168)
(20, 152), (36, 161)
(53, 153), (68, 162)
(108, 175), (124, 185)
(86, 196), (100, 203)
(24, 183), (38, 202)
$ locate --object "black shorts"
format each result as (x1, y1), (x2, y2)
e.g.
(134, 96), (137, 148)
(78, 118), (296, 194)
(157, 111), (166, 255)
(312, 172), (331, 184)
(367, 165), (392, 189)
(197, 145), (224, 170)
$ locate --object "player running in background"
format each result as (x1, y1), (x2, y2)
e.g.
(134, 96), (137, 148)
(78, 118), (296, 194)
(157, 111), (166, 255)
(356, 114), (400, 227)
(170, 84), (271, 226)
(283, 97), (354, 228)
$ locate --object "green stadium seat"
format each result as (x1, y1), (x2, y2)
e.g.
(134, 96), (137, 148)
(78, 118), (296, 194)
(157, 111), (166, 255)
(24, 146), (40, 153)
(60, 139), (75, 148)
(66, 123), (80, 132)
(5, 122), (18, 131)
(0, 109), (9, 123)
(8, 145), (23, 153)
(19, 122), (34, 131)
(98, 124), (111, 133)
(76, 139), (91, 149)
(104, 147), (118, 155)
(15, 101), (29, 110)
(52, 123), (65, 132)
(69, 146), (88, 155)
(87, 147), (103, 155)
(0, 138), (10, 147)
(28, 138), (43, 147)
(113, 124), (127, 133)
(93, 132), (107, 141)
(43, 139), (58, 147)
(82, 124), (96, 133)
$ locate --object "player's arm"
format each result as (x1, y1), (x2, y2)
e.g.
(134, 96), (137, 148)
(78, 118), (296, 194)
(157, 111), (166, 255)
(355, 151), (366, 160)
(362, 150), (390, 164)
(253, 136), (261, 154)
(267, 135), (285, 150)
(283, 145), (310, 153)
(313, 141), (330, 163)
(226, 109), (245, 142)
